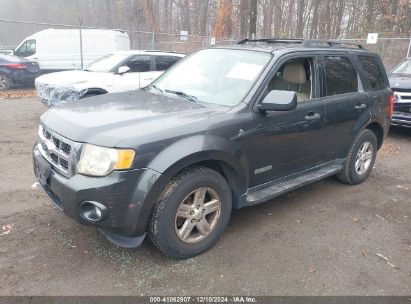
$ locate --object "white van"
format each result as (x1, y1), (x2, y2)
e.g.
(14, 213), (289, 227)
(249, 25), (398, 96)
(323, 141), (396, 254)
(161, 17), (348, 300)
(13, 29), (130, 72)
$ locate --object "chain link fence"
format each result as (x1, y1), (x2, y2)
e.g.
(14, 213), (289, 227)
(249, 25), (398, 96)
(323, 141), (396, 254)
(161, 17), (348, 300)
(0, 18), (410, 95)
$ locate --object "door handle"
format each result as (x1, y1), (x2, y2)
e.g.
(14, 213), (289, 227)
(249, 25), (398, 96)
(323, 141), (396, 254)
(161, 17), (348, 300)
(355, 103), (367, 110)
(144, 78), (154, 81)
(305, 112), (321, 121)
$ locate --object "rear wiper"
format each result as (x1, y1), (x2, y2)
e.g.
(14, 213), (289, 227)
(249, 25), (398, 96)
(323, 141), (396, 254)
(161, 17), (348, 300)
(164, 89), (199, 103)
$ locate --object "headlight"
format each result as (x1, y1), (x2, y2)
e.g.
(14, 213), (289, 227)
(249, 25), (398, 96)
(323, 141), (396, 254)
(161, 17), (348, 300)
(394, 93), (399, 103)
(77, 144), (135, 177)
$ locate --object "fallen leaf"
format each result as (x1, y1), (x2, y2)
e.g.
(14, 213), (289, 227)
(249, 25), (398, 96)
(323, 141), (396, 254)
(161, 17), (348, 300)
(0, 224), (14, 236)
(307, 268), (317, 273)
(376, 215), (385, 221)
(376, 253), (399, 270)
(376, 253), (388, 261)
(387, 261), (399, 269)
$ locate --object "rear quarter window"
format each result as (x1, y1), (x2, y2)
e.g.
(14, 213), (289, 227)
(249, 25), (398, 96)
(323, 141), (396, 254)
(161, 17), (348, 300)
(358, 56), (386, 90)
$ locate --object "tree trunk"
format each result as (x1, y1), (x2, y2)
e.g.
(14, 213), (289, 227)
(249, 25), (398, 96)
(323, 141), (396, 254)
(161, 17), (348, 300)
(248, 0), (257, 38)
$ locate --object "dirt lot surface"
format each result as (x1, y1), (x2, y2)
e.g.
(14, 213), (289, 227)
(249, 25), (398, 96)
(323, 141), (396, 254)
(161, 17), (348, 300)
(0, 98), (410, 296)
(0, 89), (36, 99)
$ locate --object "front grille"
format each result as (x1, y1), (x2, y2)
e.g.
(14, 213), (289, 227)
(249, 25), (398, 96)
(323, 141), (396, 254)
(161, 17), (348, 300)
(38, 125), (76, 178)
(393, 90), (411, 114)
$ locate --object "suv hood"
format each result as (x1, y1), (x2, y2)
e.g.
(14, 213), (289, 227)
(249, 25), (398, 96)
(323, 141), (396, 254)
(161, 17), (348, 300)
(36, 70), (110, 88)
(389, 73), (411, 90)
(41, 90), (229, 147)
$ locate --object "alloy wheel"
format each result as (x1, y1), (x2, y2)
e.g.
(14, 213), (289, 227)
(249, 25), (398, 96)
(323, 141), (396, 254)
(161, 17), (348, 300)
(174, 187), (221, 244)
(355, 141), (374, 175)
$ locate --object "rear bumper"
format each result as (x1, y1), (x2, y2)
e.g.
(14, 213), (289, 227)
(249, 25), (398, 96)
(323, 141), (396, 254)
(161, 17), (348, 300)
(33, 144), (163, 246)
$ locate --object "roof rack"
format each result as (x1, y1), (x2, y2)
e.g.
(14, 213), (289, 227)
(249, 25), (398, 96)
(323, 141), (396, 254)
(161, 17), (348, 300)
(237, 38), (365, 50)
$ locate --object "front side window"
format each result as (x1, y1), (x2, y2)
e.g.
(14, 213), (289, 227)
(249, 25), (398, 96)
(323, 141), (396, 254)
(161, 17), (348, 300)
(86, 54), (129, 72)
(15, 39), (36, 57)
(324, 56), (358, 96)
(128, 55), (151, 72)
(152, 49), (271, 106)
(358, 56), (387, 90)
(155, 56), (181, 71)
(267, 57), (314, 102)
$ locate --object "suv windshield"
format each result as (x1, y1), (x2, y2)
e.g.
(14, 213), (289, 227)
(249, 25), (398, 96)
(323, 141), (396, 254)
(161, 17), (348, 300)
(392, 60), (411, 75)
(152, 49), (271, 106)
(86, 54), (129, 72)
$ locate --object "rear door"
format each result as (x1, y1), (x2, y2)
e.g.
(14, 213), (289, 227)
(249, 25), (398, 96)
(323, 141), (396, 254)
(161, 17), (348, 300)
(320, 53), (370, 160)
(151, 55), (183, 82)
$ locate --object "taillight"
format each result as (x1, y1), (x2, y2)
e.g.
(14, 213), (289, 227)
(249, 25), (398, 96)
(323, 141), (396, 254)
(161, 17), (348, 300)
(389, 94), (394, 117)
(3, 63), (27, 69)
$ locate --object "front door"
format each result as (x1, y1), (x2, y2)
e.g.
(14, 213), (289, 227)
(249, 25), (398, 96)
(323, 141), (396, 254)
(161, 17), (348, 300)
(247, 54), (328, 188)
(113, 55), (157, 91)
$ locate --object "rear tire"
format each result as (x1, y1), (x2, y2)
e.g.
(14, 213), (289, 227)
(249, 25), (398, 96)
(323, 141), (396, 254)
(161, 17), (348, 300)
(337, 129), (377, 185)
(0, 74), (12, 90)
(149, 166), (232, 259)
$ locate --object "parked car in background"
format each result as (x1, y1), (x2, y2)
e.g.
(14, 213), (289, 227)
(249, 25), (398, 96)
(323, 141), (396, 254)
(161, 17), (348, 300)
(389, 58), (411, 127)
(35, 50), (185, 106)
(0, 49), (14, 55)
(0, 54), (40, 90)
(14, 29), (130, 73)
(33, 39), (392, 258)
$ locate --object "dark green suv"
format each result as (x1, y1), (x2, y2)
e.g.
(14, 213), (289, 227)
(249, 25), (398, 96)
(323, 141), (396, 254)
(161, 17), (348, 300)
(33, 39), (393, 258)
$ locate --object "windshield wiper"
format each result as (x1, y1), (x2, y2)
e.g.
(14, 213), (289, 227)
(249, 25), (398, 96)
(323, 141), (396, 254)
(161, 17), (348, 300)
(164, 89), (199, 103)
(144, 84), (164, 94)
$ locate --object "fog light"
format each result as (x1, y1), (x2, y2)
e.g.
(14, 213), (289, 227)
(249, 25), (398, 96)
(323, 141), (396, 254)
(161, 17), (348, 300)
(79, 201), (108, 223)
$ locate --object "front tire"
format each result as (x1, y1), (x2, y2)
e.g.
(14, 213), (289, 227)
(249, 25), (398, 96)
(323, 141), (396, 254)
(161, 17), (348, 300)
(149, 166), (232, 259)
(337, 129), (377, 185)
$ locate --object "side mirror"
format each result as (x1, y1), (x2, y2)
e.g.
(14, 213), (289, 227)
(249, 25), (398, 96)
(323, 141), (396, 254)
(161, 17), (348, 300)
(117, 66), (130, 75)
(258, 90), (297, 112)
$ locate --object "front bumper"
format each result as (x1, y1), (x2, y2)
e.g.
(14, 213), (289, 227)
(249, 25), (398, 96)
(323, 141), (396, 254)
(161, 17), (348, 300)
(391, 112), (411, 128)
(35, 83), (87, 106)
(33, 144), (162, 247)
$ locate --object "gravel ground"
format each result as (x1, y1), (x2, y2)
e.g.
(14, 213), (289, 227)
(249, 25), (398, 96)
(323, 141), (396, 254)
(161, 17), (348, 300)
(0, 98), (410, 296)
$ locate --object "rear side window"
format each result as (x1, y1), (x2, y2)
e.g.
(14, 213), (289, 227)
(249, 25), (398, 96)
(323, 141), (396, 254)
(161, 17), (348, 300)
(358, 56), (386, 90)
(324, 56), (358, 96)
(155, 56), (181, 71)
(127, 55), (151, 72)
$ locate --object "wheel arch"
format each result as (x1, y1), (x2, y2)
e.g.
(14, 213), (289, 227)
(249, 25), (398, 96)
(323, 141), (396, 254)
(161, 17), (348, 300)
(365, 121), (385, 150)
(132, 135), (249, 235)
(82, 88), (108, 98)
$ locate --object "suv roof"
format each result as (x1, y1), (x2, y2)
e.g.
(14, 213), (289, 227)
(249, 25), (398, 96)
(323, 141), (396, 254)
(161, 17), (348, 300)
(219, 38), (370, 54)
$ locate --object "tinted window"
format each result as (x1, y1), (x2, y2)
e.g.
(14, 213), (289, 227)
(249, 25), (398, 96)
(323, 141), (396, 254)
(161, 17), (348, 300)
(358, 56), (386, 90)
(324, 56), (358, 96)
(128, 55), (151, 72)
(155, 56), (181, 71)
(15, 39), (36, 57)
